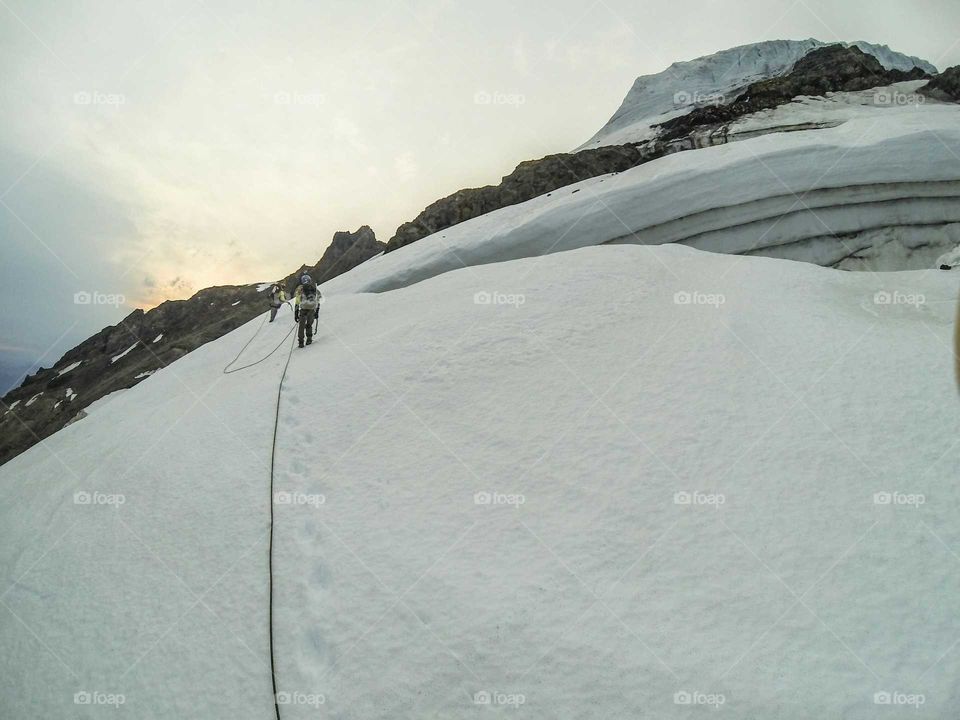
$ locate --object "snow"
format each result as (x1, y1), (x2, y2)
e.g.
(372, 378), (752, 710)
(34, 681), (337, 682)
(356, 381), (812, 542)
(8, 399), (20, 409)
(2, 247), (960, 718)
(56, 361), (82, 376)
(232, 301), (241, 306)
(256, 282), (273, 292)
(579, 39), (938, 150)
(24, 393), (42, 407)
(134, 369), (158, 379)
(323, 97), (960, 296)
(110, 343), (138, 364)
(65, 388), (76, 402)
(153, 334), (163, 344)
(82, 388), (130, 416)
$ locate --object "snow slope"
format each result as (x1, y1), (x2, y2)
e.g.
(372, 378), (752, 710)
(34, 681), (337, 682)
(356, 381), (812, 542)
(3, 245), (960, 718)
(578, 39), (938, 149)
(323, 98), (960, 297)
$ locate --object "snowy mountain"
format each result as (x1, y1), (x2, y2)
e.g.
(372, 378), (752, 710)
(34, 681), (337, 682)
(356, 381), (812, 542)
(317, 44), (960, 295)
(579, 39), (939, 149)
(381, 42), (951, 263)
(4, 37), (960, 719)
(325, 84), (960, 295)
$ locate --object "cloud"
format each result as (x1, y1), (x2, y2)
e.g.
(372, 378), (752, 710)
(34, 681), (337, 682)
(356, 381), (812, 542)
(394, 151), (419, 181)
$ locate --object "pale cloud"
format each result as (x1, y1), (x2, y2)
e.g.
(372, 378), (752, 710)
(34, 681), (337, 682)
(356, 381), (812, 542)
(394, 151), (419, 181)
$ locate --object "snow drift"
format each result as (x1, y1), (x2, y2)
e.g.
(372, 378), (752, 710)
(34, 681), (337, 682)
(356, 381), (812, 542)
(3, 245), (960, 718)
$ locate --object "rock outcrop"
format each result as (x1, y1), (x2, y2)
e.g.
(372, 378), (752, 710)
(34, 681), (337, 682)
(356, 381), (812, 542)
(310, 225), (383, 284)
(0, 227), (384, 466)
(921, 66), (960, 102)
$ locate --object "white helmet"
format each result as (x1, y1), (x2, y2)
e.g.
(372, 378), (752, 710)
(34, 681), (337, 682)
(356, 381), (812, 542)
(301, 273), (312, 285)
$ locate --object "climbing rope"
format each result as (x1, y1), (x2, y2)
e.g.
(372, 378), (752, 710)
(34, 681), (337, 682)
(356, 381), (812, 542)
(223, 309), (296, 375)
(220, 307), (297, 719)
(267, 325), (296, 720)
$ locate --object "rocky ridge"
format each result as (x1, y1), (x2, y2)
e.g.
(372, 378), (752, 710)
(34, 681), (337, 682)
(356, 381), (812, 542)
(0, 227), (384, 466)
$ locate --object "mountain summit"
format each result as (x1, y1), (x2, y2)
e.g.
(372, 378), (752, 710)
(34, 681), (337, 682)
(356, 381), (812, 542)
(580, 38), (938, 148)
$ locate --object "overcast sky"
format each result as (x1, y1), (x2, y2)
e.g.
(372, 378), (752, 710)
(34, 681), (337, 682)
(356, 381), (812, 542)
(2, 0), (959, 392)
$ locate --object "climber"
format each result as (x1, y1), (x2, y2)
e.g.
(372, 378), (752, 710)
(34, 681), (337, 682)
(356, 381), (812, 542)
(266, 281), (286, 322)
(293, 273), (321, 348)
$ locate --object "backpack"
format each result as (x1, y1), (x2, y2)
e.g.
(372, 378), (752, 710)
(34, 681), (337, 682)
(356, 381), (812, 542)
(300, 283), (320, 311)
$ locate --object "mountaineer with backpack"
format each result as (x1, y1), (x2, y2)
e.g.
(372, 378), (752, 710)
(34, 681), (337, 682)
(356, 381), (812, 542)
(293, 273), (321, 348)
(267, 281), (286, 322)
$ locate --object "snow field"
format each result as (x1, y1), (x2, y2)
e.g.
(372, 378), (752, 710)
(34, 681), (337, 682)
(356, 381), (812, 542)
(3, 243), (960, 718)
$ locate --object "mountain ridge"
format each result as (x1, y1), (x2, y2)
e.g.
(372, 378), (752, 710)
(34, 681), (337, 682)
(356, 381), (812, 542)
(0, 226), (384, 466)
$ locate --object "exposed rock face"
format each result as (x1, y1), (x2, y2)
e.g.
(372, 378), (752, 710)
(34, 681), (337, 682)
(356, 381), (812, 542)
(310, 225), (383, 284)
(0, 227), (384, 466)
(384, 44), (930, 255)
(657, 45), (930, 141)
(921, 66), (960, 102)
(384, 145), (649, 253)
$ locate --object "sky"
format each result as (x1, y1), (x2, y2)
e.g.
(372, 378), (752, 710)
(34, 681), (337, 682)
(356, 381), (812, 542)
(2, 0), (960, 393)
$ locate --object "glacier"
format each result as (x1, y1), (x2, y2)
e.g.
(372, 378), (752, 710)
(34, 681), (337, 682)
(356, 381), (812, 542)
(3, 245), (960, 718)
(3, 35), (960, 720)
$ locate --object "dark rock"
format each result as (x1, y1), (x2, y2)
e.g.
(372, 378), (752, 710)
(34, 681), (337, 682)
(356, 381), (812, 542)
(384, 145), (650, 253)
(921, 66), (960, 102)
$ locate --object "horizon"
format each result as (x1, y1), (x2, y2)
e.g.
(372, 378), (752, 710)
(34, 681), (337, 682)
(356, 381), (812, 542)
(3, 0), (960, 394)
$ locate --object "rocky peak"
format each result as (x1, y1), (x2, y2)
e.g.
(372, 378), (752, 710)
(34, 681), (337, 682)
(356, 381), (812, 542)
(307, 226), (385, 285)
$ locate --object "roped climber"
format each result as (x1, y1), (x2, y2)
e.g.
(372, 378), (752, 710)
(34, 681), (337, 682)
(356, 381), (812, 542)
(266, 281), (286, 322)
(293, 273), (321, 348)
